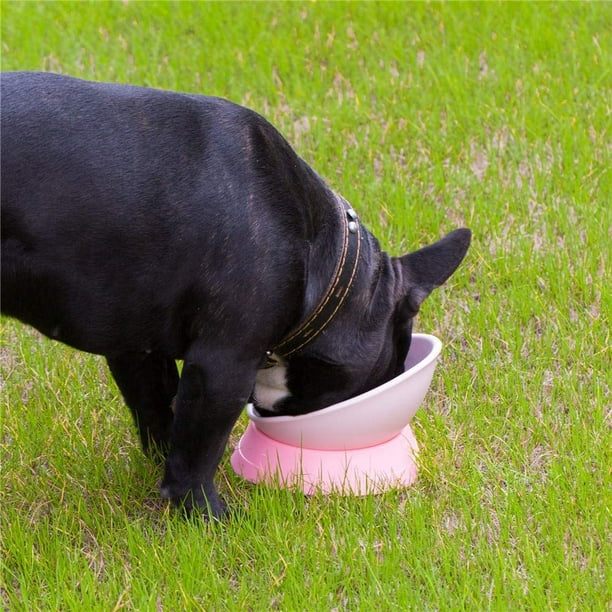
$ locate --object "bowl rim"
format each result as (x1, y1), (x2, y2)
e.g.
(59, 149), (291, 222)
(247, 332), (442, 424)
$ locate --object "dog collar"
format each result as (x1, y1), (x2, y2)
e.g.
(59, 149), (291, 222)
(266, 193), (361, 365)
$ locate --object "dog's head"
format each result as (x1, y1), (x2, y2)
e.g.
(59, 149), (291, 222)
(254, 228), (471, 416)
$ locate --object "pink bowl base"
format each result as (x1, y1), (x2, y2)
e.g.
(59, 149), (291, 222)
(230, 421), (419, 496)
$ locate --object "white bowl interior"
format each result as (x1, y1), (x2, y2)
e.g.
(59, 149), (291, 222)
(247, 333), (442, 450)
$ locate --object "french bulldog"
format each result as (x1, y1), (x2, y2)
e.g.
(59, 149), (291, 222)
(1, 72), (471, 518)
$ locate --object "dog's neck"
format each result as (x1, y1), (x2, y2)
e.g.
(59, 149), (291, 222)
(267, 192), (362, 363)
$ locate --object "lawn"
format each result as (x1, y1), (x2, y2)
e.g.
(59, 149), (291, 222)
(1, 1), (610, 610)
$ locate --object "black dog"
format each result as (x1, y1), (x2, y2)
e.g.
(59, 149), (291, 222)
(1, 72), (470, 518)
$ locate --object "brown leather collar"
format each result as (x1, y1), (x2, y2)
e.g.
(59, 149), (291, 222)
(266, 194), (361, 365)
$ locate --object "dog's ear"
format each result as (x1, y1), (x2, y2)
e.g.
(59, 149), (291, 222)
(395, 228), (471, 316)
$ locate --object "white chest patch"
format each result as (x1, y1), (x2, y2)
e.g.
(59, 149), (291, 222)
(253, 359), (291, 411)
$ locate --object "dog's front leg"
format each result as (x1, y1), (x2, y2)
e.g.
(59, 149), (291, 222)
(159, 352), (254, 520)
(106, 353), (179, 458)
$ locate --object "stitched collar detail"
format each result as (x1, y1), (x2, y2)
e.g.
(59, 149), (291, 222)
(267, 193), (361, 364)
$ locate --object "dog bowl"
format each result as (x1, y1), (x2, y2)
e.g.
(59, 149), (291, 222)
(231, 333), (442, 495)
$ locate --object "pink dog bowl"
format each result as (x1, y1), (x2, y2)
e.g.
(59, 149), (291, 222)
(231, 333), (442, 495)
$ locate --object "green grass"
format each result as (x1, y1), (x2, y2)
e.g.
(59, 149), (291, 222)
(1, 1), (610, 609)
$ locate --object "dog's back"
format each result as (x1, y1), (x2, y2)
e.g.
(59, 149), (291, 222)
(1, 72), (312, 357)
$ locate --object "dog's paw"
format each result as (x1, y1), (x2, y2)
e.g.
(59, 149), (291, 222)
(159, 482), (227, 521)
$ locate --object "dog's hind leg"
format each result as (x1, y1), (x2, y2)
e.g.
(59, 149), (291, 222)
(106, 353), (179, 458)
